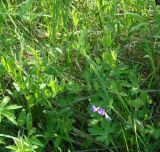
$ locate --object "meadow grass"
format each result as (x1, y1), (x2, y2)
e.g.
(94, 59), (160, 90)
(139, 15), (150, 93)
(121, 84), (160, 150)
(0, 0), (160, 151)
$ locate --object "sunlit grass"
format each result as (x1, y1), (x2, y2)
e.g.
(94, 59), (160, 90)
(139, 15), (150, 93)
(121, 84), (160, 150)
(0, 0), (160, 151)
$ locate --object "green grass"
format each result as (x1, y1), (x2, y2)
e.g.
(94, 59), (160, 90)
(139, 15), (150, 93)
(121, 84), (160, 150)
(0, 0), (160, 151)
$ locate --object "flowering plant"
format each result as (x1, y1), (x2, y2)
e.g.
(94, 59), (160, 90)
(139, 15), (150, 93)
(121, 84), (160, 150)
(91, 104), (112, 122)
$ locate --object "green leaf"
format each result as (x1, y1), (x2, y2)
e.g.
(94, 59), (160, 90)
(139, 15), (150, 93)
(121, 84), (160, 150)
(66, 81), (82, 93)
(5, 105), (22, 110)
(18, 0), (33, 21)
(13, 82), (20, 92)
(17, 109), (26, 127)
(6, 145), (17, 151)
(26, 112), (33, 131)
(0, 138), (5, 145)
(54, 136), (61, 147)
(88, 126), (104, 136)
(0, 96), (10, 108)
(2, 111), (17, 125)
(49, 80), (58, 94)
(39, 83), (46, 90)
(88, 120), (116, 146)
(29, 136), (43, 147)
(128, 99), (145, 109)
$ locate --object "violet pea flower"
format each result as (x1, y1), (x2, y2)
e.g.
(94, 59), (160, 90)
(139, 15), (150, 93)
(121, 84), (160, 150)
(97, 108), (106, 116)
(91, 104), (112, 122)
(91, 104), (98, 112)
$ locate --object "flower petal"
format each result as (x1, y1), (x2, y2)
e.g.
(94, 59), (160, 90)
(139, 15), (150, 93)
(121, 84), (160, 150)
(97, 108), (106, 116)
(105, 113), (112, 122)
(91, 105), (98, 112)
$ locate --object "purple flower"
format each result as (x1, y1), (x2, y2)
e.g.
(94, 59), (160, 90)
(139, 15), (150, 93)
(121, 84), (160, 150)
(97, 108), (106, 116)
(91, 104), (112, 122)
(91, 104), (98, 112)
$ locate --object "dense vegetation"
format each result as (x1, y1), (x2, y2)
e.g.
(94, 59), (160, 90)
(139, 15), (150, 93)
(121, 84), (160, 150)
(0, 0), (160, 151)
